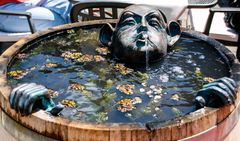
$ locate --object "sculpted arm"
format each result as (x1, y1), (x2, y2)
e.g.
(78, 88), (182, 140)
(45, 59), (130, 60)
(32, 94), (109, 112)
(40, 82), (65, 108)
(9, 83), (63, 116)
(195, 77), (237, 109)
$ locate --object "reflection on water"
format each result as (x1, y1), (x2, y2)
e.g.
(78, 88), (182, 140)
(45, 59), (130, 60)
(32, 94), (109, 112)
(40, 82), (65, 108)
(8, 29), (230, 124)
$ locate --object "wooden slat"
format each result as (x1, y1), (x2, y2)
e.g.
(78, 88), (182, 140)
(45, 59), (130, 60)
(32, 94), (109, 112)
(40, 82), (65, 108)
(152, 126), (172, 141)
(100, 8), (105, 19)
(88, 8), (94, 20)
(112, 8), (118, 19)
(171, 122), (187, 140)
(109, 124), (139, 141)
(68, 122), (110, 141)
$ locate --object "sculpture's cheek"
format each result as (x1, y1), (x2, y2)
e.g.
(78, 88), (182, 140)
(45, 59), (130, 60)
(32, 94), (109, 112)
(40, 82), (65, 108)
(115, 29), (137, 48)
(146, 31), (168, 51)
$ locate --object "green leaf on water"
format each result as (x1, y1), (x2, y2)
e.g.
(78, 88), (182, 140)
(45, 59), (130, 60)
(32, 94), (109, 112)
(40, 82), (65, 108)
(92, 112), (108, 123)
(135, 71), (149, 82)
(172, 107), (181, 116)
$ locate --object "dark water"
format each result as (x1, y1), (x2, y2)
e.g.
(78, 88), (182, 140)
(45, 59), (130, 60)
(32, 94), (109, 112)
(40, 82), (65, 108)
(7, 28), (230, 124)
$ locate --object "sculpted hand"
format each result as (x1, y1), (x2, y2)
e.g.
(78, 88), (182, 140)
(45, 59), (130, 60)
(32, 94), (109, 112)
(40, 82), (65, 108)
(195, 77), (237, 109)
(9, 83), (63, 116)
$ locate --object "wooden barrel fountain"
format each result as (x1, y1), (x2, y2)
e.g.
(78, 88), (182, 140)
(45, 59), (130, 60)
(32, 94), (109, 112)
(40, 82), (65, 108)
(0, 20), (240, 141)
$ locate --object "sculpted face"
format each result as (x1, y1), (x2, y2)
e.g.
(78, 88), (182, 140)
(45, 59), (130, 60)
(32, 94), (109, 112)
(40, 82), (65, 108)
(113, 6), (167, 62)
(100, 5), (181, 63)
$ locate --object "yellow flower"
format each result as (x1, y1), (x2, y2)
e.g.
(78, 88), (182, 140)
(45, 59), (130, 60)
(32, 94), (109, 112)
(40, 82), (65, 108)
(132, 97), (142, 104)
(95, 47), (110, 55)
(77, 54), (94, 62)
(61, 51), (82, 60)
(8, 70), (26, 79)
(45, 63), (58, 68)
(114, 63), (133, 75)
(70, 83), (85, 91)
(67, 29), (75, 34)
(94, 55), (105, 62)
(117, 98), (134, 112)
(46, 89), (59, 98)
(203, 77), (215, 83)
(117, 84), (135, 95)
(60, 99), (77, 107)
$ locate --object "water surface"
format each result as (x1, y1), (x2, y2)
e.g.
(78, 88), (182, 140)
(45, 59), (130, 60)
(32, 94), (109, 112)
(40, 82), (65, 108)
(8, 28), (230, 124)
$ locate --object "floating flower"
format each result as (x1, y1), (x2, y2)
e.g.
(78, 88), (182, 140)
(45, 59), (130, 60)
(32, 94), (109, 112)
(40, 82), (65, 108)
(152, 86), (163, 94)
(153, 95), (162, 103)
(17, 53), (27, 59)
(46, 89), (59, 98)
(117, 84), (135, 95)
(125, 113), (132, 117)
(114, 63), (133, 75)
(171, 94), (180, 101)
(139, 88), (145, 93)
(77, 54), (94, 62)
(45, 62), (58, 68)
(8, 70), (27, 79)
(150, 85), (156, 89)
(94, 55), (105, 62)
(61, 51), (82, 60)
(117, 97), (142, 112)
(195, 68), (203, 77)
(146, 90), (153, 95)
(203, 77), (215, 83)
(132, 97), (142, 104)
(60, 99), (77, 107)
(155, 107), (160, 111)
(70, 83), (85, 91)
(67, 29), (75, 34)
(117, 98), (135, 112)
(95, 47), (110, 55)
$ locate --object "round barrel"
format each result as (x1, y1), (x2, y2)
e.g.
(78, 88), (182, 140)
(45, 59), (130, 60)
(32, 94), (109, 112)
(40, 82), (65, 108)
(0, 20), (240, 141)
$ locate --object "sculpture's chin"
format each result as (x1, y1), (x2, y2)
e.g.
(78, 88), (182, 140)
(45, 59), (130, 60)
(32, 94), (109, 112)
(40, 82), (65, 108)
(137, 46), (155, 52)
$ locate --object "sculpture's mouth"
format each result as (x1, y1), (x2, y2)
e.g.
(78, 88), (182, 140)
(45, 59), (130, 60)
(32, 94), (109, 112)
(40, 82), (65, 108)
(136, 32), (148, 43)
(134, 33), (156, 51)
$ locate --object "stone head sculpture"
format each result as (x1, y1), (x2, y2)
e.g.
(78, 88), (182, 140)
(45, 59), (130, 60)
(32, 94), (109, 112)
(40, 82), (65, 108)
(99, 4), (181, 63)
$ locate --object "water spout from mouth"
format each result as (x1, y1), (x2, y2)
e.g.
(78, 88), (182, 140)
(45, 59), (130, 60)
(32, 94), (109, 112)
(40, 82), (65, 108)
(145, 38), (150, 72)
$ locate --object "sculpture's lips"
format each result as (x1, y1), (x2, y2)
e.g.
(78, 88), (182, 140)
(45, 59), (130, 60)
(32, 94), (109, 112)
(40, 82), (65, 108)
(135, 40), (155, 51)
(135, 33), (148, 47)
(133, 32), (158, 51)
(137, 38), (146, 42)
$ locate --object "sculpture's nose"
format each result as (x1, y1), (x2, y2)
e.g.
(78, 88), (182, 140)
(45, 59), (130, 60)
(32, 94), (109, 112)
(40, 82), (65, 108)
(138, 18), (147, 32)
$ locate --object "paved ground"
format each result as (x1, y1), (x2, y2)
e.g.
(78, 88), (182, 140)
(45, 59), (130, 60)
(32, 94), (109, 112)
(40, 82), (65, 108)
(0, 125), (17, 141)
(226, 46), (237, 56)
(0, 108), (16, 140)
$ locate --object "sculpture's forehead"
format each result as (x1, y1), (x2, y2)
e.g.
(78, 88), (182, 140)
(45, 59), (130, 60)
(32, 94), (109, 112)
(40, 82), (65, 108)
(123, 5), (160, 16)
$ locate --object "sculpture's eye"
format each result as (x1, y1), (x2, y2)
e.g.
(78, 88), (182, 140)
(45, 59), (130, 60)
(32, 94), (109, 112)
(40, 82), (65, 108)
(121, 18), (136, 27)
(148, 19), (162, 30)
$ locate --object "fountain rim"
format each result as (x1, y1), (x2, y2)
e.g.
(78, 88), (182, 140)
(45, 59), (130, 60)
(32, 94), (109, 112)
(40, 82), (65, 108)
(0, 19), (239, 140)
